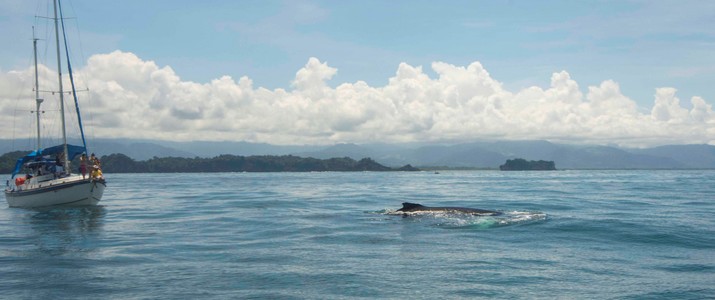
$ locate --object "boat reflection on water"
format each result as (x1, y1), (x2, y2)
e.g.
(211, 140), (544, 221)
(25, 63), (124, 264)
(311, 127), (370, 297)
(26, 206), (106, 256)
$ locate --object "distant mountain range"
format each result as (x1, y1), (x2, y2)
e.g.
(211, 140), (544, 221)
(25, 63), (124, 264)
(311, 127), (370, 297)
(2, 138), (714, 169)
(295, 141), (715, 169)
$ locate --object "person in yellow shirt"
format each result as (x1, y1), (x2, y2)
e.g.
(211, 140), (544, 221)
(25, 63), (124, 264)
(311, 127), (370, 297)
(91, 165), (103, 180)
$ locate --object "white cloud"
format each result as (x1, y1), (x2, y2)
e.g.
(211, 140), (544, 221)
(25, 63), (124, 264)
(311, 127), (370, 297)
(1, 51), (713, 147)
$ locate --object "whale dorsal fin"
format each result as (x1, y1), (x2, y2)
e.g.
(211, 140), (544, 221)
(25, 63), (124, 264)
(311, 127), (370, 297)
(398, 202), (424, 211)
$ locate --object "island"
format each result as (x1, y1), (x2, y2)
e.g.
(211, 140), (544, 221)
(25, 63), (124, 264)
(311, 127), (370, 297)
(499, 158), (556, 171)
(98, 153), (419, 173)
(0, 151), (420, 173)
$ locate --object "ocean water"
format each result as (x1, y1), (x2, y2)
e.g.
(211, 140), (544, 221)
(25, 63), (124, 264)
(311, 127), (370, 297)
(1, 170), (714, 299)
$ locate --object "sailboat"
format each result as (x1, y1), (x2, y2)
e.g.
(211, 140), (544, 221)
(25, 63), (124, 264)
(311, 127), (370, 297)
(4, 0), (106, 208)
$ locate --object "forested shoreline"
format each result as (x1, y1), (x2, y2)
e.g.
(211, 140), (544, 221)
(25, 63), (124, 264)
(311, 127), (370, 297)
(0, 151), (419, 173)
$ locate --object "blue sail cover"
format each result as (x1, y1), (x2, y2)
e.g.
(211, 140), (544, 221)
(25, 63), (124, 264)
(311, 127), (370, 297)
(10, 144), (86, 178)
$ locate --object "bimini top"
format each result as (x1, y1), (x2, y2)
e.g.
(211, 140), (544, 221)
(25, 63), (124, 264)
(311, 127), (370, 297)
(10, 144), (85, 178)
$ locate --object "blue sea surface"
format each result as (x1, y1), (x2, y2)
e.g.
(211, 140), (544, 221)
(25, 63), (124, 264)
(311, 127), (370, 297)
(1, 170), (714, 299)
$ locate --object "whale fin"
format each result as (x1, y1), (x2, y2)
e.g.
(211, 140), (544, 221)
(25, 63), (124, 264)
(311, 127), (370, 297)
(398, 202), (424, 212)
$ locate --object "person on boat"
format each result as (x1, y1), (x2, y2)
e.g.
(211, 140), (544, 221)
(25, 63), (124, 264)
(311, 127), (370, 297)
(79, 153), (88, 179)
(90, 153), (101, 168)
(54, 154), (64, 176)
(91, 165), (103, 181)
(37, 161), (48, 176)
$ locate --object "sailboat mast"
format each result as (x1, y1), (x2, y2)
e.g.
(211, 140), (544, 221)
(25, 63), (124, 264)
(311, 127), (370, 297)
(33, 28), (43, 150)
(52, 0), (69, 170)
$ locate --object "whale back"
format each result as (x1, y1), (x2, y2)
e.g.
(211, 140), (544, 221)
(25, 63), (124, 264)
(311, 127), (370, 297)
(396, 202), (502, 216)
(398, 202), (425, 212)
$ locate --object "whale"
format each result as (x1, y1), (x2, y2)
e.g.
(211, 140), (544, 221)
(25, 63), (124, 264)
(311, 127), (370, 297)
(396, 202), (502, 216)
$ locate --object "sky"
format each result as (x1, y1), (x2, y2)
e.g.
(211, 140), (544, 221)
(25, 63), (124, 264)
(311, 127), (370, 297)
(0, 0), (713, 147)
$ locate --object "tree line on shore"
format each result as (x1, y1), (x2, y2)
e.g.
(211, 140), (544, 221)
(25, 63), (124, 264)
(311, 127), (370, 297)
(0, 151), (419, 173)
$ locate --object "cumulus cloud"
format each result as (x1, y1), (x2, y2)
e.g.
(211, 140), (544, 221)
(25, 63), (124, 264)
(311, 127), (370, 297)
(1, 51), (713, 147)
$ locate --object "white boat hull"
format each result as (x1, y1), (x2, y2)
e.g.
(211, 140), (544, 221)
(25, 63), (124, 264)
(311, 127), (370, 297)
(5, 175), (105, 208)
